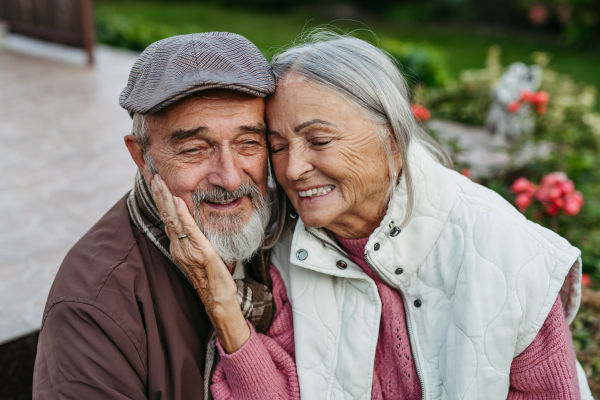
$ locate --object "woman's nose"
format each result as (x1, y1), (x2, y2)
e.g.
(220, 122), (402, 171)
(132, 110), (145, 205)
(206, 147), (243, 192)
(286, 144), (314, 182)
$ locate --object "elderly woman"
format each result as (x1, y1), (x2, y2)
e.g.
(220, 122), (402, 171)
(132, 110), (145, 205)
(152, 32), (592, 400)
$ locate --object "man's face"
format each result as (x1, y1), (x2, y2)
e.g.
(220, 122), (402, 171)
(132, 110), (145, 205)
(128, 91), (269, 258)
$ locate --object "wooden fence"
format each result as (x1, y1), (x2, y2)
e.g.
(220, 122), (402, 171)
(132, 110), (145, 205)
(0, 0), (95, 65)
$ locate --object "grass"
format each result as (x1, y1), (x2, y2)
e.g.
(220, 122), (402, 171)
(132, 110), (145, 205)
(95, 0), (600, 91)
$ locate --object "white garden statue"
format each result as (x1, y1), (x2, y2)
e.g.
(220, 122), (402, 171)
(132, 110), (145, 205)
(486, 62), (542, 147)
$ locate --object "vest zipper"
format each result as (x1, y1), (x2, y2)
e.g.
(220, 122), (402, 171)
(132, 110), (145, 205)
(365, 251), (426, 400)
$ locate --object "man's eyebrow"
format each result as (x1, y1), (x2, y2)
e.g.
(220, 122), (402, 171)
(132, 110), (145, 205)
(240, 122), (266, 134)
(168, 126), (207, 143)
(294, 119), (337, 133)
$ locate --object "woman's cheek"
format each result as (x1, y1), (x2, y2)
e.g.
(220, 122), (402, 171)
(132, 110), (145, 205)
(272, 154), (289, 184)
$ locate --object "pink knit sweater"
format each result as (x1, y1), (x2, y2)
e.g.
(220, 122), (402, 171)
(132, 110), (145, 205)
(211, 237), (580, 400)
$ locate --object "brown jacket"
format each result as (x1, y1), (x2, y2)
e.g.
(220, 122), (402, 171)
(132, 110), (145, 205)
(33, 195), (213, 399)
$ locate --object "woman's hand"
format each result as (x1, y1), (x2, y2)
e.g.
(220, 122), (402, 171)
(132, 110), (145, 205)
(151, 174), (250, 353)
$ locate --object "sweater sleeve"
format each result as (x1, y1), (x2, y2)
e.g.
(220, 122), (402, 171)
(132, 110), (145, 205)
(508, 295), (580, 400)
(210, 266), (300, 400)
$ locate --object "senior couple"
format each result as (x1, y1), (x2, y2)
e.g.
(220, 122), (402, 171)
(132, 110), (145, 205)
(33, 31), (593, 400)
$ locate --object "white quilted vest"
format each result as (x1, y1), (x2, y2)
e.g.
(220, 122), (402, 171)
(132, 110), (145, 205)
(270, 143), (593, 400)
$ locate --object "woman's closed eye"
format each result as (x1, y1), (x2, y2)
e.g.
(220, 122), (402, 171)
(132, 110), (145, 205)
(311, 139), (332, 147)
(271, 144), (288, 154)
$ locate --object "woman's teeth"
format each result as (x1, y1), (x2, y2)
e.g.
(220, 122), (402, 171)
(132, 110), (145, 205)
(298, 185), (335, 198)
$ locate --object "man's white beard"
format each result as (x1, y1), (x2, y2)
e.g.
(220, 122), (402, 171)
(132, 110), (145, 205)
(191, 182), (271, 266)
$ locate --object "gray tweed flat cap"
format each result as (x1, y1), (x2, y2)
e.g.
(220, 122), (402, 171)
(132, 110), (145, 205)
(119, 32), (275, 116)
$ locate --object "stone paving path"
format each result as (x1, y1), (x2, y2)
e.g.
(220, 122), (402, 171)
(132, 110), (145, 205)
(0, 36), (138, 344)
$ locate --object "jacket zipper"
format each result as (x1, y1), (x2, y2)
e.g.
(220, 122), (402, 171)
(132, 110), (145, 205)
(365, 251), (426, 400)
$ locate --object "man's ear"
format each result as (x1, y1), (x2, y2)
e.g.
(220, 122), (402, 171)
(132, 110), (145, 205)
(125, 135), (152, 182)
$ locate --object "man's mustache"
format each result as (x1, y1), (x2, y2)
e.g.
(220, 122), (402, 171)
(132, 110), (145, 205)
(192, 182), (263, 206)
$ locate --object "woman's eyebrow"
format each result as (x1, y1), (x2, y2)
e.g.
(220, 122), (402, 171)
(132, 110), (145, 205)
(294, 119), (337, 132)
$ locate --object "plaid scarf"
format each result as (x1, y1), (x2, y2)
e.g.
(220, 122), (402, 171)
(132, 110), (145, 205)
(126, 171), (274, 399)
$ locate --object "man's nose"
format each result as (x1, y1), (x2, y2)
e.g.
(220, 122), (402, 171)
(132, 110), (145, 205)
(286, 144), (314, 182)
(206, 147), (243, 192)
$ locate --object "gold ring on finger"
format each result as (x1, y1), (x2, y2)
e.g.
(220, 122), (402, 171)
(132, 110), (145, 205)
(177, 234), (188, 240)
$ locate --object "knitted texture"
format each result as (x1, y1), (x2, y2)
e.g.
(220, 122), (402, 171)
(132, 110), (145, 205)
(211, 267), (299, 400)
(337, 235), (422, 400)
(509, 295), (580, 399)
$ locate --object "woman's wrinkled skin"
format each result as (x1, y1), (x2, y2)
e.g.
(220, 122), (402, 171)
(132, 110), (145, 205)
(267, 75), (401, 239)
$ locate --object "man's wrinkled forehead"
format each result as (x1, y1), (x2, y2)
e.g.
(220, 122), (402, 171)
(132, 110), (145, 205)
(148, 91), (267, 143)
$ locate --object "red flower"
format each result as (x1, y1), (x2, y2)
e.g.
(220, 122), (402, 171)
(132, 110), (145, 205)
(552, 197), (565, 209)
(507, 101), (521, 114)
(460, 168), (472, 178)
(558, 180), (575, 195)
(545, 202), (560, 216)
(411, 104), (431, 122)
(511, 177), (536, 196)
(548, 186), (562, 201)
(520, 90), (535, 103)
(564, 191), (584, 216)
(532, 91), (550, 106)
(581, 273), (592, 288)
(542, 172), (567, 186)
(511, 177), (530, 193)
(515, 193), (533, 212)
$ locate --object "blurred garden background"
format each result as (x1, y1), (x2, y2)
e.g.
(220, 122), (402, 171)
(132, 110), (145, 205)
(1, 0), (599, 397)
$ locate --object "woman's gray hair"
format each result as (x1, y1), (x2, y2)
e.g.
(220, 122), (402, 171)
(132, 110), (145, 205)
(270, 29), (452, 228)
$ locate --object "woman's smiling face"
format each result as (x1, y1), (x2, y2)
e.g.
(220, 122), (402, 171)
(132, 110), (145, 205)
(267, 75), (396, 238)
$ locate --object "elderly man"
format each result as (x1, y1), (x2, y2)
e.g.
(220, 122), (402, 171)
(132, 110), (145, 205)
(33, 33), (276, 399)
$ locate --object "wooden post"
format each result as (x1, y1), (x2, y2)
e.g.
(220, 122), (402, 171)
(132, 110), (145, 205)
(80, 0), (95, 66)
(0, 0), (97, 66)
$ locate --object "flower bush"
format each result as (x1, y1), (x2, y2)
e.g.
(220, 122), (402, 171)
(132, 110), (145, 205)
(511, 173), (584, 216)
(418, 46), (600, 287)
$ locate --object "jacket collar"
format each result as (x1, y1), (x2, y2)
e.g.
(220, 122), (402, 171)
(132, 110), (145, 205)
(291, 143), (457, 287)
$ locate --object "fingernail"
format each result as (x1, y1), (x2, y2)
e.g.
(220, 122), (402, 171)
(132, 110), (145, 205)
(154, 174), (160, 182)
(158, 181), (164, 193)
(173, 196), (180, 205)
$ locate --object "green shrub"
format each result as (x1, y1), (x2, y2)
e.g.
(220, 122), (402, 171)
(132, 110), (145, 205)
(379, 37), (450, 89)
(414, 45), (502, 125)
(95, 9), (200, 51)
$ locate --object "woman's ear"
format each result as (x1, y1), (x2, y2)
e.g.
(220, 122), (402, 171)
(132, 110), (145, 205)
(386, 128), (403, 174)
(387, 128), (400, 156)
